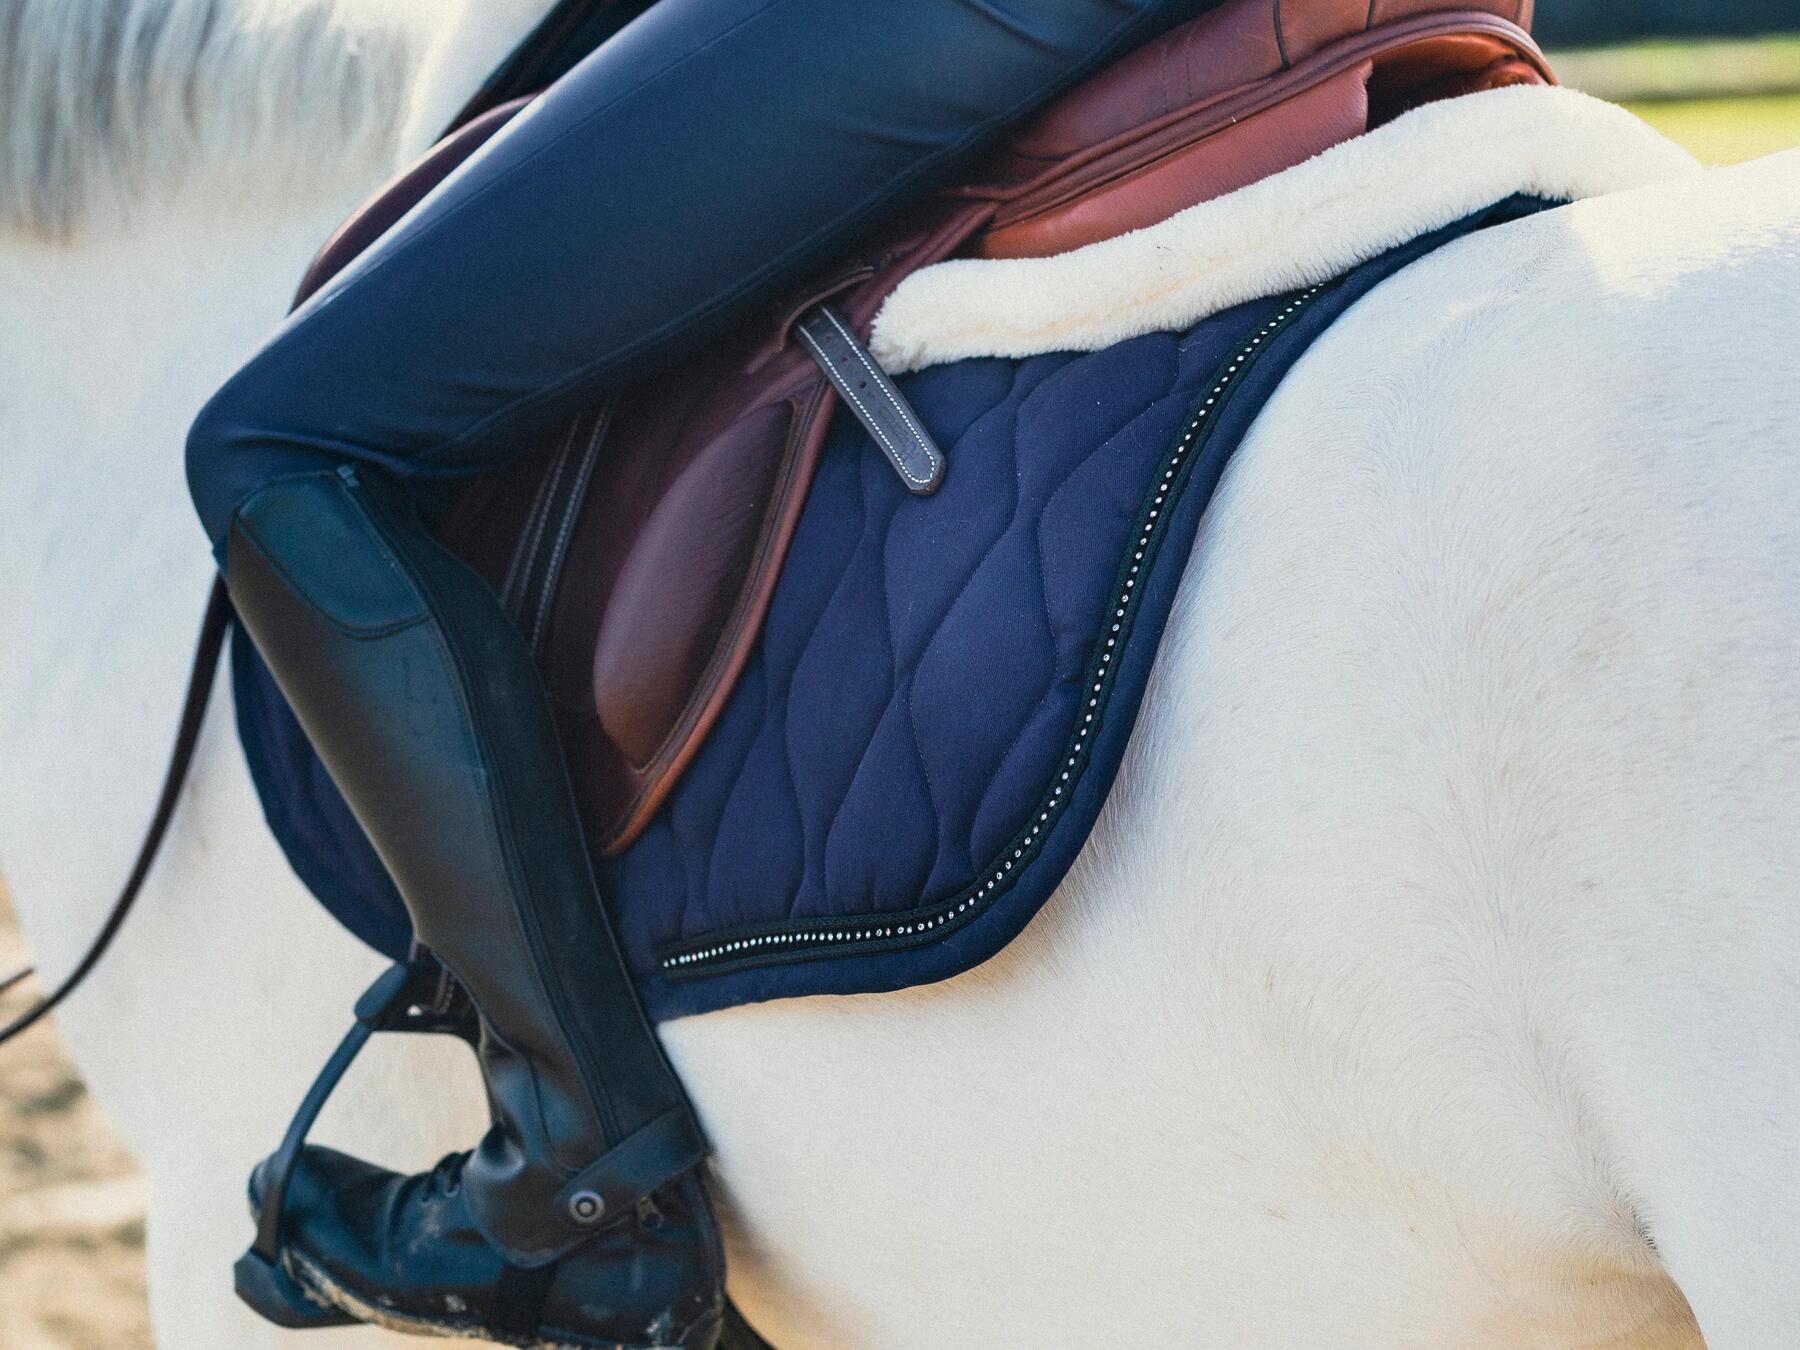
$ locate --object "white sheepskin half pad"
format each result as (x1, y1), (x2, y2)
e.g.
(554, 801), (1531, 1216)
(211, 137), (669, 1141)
(869, 85), (1701, 374)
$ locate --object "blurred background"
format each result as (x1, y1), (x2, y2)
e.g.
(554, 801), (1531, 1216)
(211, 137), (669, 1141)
(2, 3), (1799, 1347)
(1545, 3), (1800, 166)
(1, 884), (151, 1349)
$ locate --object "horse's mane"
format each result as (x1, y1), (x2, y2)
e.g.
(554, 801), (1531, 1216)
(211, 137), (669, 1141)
(0, 0), (427, 240)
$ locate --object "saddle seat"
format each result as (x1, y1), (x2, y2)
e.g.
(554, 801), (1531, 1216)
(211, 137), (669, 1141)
(291, 0), (1549, 856)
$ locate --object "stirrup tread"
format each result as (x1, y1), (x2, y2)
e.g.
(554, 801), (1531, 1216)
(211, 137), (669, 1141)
(284, 1243), (718, 1350)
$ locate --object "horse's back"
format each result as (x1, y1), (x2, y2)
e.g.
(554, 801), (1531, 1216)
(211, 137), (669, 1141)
(669, 154), (1800, 1349)
(1268, 147), (1800, 1346)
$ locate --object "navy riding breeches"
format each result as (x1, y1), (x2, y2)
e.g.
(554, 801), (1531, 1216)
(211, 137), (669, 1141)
(185, 0), (1224, 548)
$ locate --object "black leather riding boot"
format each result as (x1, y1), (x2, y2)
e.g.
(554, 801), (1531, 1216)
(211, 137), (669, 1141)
(224, 465), (724, 1349)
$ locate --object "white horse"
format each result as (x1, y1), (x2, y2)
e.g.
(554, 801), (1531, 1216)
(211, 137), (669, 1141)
(3, 2), (1798, 1347)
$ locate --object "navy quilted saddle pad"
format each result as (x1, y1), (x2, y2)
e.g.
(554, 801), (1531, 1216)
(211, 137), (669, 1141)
(235, 201), (1544, 1021)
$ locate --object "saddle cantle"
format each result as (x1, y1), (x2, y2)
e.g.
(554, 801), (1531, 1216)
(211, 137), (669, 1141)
(245, 0), (1558, 997)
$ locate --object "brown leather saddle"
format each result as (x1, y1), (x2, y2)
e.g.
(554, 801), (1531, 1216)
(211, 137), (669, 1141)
(293, 0), (1549, 858)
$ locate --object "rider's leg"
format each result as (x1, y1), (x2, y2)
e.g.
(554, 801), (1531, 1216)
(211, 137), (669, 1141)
(187, 0), (1215, 541)
(189, 0), (1219, 1344)
(226, 465), (725, 1345)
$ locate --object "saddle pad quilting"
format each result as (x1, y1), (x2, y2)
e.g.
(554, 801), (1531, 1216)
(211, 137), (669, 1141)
(613, 303), (1281, 1011)
(613, 203), (1546, 1019)
(232, 201), (1546, 1019)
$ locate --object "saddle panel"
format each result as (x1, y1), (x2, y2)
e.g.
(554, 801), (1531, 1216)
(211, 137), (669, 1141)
(288, 0), (1554, 861)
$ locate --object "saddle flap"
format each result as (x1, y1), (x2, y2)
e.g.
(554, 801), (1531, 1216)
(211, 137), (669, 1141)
(439, 201), (992, 854)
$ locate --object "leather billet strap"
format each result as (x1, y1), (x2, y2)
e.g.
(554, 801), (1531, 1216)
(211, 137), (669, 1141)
(795, 304), (944, 494)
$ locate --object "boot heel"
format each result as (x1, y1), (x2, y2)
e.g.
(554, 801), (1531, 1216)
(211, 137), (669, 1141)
(233, 1248), (354, 1329)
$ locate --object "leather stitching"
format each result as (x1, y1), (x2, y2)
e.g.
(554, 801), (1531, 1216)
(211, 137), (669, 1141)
(526, 404), (609, 654)
(821, 306), (943, 486)
(798, 314), (936, 490)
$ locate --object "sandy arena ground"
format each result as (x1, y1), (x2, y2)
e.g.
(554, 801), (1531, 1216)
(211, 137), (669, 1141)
(0, 884), (154, 1349)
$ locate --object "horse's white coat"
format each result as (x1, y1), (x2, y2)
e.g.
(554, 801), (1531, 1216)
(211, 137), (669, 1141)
(391, 0), (562, 159)
(3, 5), (1797, 1347)
(0, 0), (434, 240)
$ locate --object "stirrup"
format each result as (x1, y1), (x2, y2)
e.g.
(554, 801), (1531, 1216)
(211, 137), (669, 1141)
(236, 958), (767, 1348)
(233, 957), (471, 1328)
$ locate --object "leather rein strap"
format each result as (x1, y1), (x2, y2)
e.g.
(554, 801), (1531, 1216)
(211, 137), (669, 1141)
(0, 580), (232, 1046)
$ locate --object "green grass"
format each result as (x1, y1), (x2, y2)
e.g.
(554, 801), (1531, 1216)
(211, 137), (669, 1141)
(1626, 91), (1800, 165)
(1546, 36), (1800, 166)
(1552, 35), (1800, 101)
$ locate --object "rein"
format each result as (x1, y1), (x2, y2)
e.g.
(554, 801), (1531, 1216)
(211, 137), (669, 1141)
(0, 580), (231, 1045)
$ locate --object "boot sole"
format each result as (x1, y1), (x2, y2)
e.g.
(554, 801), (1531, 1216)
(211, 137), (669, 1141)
(283, 1246), (723, 1350)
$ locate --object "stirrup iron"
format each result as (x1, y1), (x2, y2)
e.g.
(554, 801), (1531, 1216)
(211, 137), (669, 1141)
(232, 958), (468, 1327)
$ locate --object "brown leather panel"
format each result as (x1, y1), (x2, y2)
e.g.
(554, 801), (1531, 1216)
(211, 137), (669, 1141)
(592, 400), (797, 767)
(1277, 0), (1376, 64)
(557, 376), (829, 847)
(573, 201), (995, 853)
(970, 0), (1533, 192)
(973, 12), (1547, 259)
(979, 62), (1371, 260)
